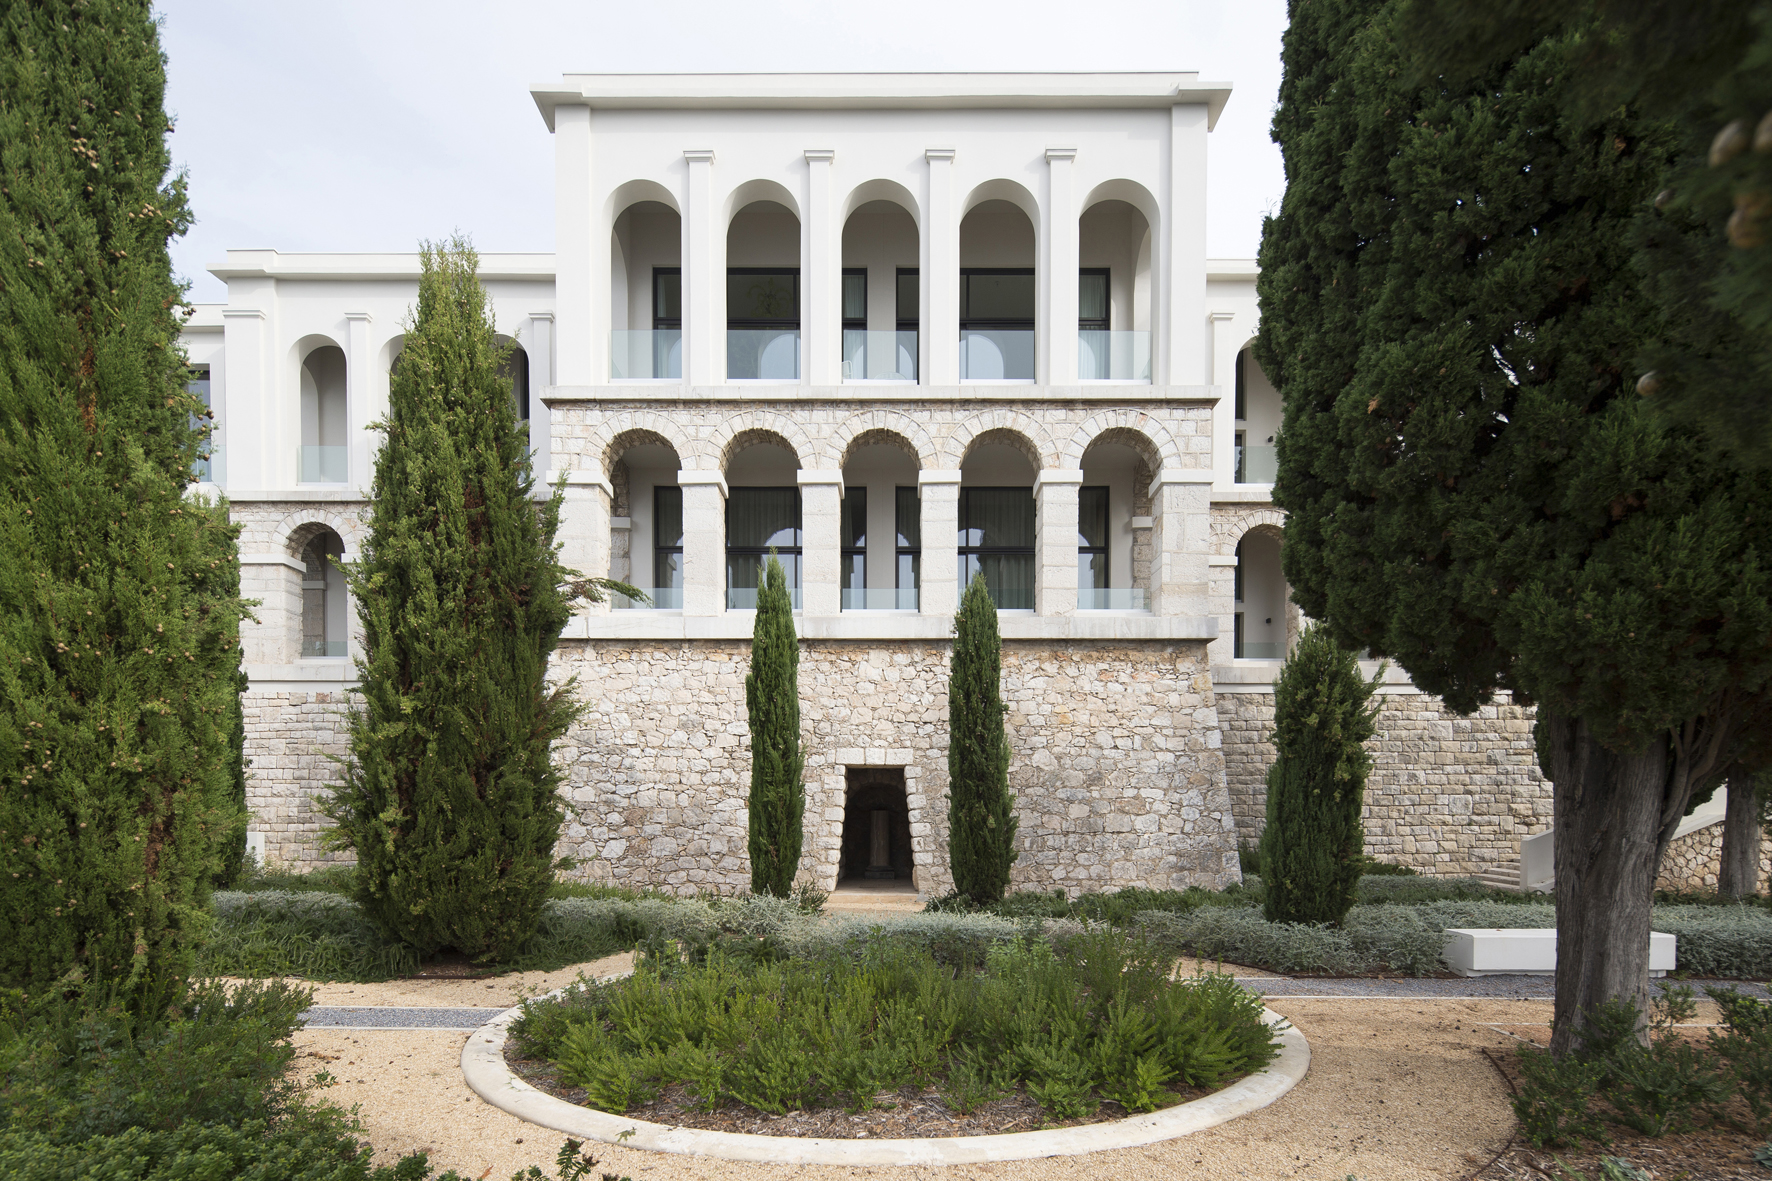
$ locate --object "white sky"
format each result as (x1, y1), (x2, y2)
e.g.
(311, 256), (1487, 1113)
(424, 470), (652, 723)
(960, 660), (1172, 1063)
(159, 0), (1288, 304)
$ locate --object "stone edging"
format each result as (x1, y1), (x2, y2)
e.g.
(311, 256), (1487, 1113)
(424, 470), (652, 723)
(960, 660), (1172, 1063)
(460, 987), (1310, 1165)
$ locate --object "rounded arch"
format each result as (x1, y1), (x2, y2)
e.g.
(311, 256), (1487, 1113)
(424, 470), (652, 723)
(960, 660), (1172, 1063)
(945, 410), (1058, 470)
(714, 417), (814, 471)
(832, 412), (937, 470)
(839, 178), (922, 229)
(603, 177), (681, 222)
(274, 509), (364, 560)
(722, 178), (801, 225)
(1080, 178), (1161, 232)
(588, 410), (699, 476)
(960, 177), (1040, 225)
(1064, 413), (1181, 470)
(602, 426), (682, 473)
(378, 332), (406, 375)
(289, 332), (343, 370)
(1211, 507), (1288, 557)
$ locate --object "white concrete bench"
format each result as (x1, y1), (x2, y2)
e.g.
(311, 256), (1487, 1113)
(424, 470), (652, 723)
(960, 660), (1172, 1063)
(1442, 928), (1676, 977)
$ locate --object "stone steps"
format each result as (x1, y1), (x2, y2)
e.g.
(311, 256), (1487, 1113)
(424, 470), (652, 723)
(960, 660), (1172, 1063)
(822, 889), (925, 915)
(1475, 864), (1525, 892)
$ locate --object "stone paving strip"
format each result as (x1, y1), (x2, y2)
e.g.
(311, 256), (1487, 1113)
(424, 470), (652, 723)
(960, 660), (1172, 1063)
(1241, 975), (1769, 1000)
(302, 1005), (512, 1031)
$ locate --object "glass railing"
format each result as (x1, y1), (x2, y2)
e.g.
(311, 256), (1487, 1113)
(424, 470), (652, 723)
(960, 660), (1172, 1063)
(956, 584), (1034, 610)
(1077, 587), (1150, 611)
(1239, 642), (1285, 659)
(297, 446), (348, 484)
(611, 329), (682, 380)
(841, 588), (920, 611)
(959, 329), (1035, 381)
(726, 585), (804, 610)
(1078, 330), (1151, 382)
(612, 587), (682, 610)
(1235, 444), (1278, 484)
(727, 329), (800, 380)
(300, 640), (347, 658)
(841, 330), (918, 381)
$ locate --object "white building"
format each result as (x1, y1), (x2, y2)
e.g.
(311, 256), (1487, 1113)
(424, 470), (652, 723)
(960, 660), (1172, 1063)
(184, 73), (1547, 894)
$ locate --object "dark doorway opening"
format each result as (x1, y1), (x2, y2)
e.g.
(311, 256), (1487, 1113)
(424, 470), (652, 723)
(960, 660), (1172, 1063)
(841, 767), (914, 882)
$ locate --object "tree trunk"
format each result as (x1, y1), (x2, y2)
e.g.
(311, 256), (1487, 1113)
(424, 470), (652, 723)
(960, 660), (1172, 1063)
(1718, 773), (1761, 899)
(1544, 709), (1678, 1057)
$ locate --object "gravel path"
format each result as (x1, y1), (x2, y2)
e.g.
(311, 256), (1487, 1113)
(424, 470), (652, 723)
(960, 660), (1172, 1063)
(1244, 976), (1769, 1000)
(302, 1005), (511, 1030)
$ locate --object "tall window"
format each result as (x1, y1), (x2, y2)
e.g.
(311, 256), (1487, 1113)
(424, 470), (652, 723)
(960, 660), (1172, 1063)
(1078, 486), (1109, 600)
(1233, 538), (1246, 658)
(653, 268), (681, 331)
(896, 268), (919, 331)
(654, 486), (683, 609)
(299, 531), (347, 659)
(187, 366), (214, 481)
(1234, 349), (1247, 421)
(727, 268), (800, 380)
(842, 269), (866, 332)
(726, 487), (801, 609)
(841, 487), (867, 607)
(895, 486), (920, 608)
(499, 348), (530, 421)
(1078, 270), (1109, 331)
(958, 487), (1034, 609)
(959, 269), (1034, 330)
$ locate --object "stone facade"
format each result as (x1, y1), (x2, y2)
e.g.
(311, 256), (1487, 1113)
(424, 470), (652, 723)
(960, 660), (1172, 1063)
(1655, 823), (1772, 893)
(1217, 685), (1551, 876)
(243, 689), (356, 867)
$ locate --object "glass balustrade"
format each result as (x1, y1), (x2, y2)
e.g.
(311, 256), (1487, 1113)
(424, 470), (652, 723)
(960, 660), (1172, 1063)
(727, 329), (800, 380)
(841, 330), (918, 381)
(726, 585), (804, 610)
(193, 444), (224, 484)
(611, 587), (683, 610)
(1077, 587), (1150, 611)
(297, 446), (348, 484)
(1077, 330), (1151, 382)
(841, 587), (919, 611)
(959, 329), (1035, 381)
(611, 329), (682, 380)
(1240, 641), (1285, 660)
(1235, 444), (1278, 484)
(300, 640), (347, 658)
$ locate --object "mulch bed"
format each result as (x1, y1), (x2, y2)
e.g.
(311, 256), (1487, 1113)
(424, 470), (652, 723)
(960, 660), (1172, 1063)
(1470, 1037), (1768, 1181)
(502, 1043), (1217, 1139)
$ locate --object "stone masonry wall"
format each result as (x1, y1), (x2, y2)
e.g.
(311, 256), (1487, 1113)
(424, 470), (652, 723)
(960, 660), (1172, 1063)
(1218, 686), (1551, 876)
(1656, 823), (1772, 893)
(243, 689), (357, 867)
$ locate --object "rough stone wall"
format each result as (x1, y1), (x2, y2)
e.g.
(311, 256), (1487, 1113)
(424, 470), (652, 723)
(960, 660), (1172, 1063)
(1656, 823), (1772, 893)
(243, 689), (356, 867)
(1218, 687), (1550, 876)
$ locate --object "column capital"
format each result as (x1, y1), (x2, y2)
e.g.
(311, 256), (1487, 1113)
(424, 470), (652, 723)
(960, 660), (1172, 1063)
(925, 148), (956, 162)
(804, 149), (835, 163)
(221, 308), (265, 320)
(916, 469), (963, 487)
(1033, 468), (1086, 494)
(677, 469), (729, 498)
(684, 149), (715, 163)
(796, 468), (845, 491)
(544, 470), (614, 496)
(1208, 310), (1237, 322)
(1149, 468), (1214, 498)
(529, 310), (555, 323)
(344, 310), (372, 323)
(1045, 147), (1078, 162)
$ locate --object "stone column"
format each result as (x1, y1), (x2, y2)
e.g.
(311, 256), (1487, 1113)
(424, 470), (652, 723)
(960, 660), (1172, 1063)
(553, 104), (595, 388)
(917, 469), (961, 615)
(683, 150), (719, 386)
(802, 150), (838, 387)
(797, 468), (843, 616)
(551, 470), (613, 615)
(1150, 469), (1214, 618)
(221, 307), (268, 491)
(1033, 468), (1084, 615)
(678, 469), (728, 615)
(1164, 104), (1209, 385)
(1042, 148), (1078, 386)
(923, 149), (958, 386)
(528, 311), (555, 479)
(344, 311), (373, 495)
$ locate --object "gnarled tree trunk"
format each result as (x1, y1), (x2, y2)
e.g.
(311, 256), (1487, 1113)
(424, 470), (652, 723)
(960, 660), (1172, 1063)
(1718, 772), (1761, 900)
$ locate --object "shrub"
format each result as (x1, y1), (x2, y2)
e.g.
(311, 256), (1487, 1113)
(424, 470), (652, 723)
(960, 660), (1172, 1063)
(948, 573), (1019, 904)
(746, 555), (804, 899)
(1647, 905), (1772, 978)
(1259, 626), (1382, 926)
(200, 892), (420, 982)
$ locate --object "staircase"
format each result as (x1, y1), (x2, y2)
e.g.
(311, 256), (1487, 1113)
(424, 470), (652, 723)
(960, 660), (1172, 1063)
(1477, 785), (1734, 895)
(1476, 864), (1528, 892)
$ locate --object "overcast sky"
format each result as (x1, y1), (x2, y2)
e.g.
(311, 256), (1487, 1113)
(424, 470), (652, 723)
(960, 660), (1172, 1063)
(159, 0), (1289, 304)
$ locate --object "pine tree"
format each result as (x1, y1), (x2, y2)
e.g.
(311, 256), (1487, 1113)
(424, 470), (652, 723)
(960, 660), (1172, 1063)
(0, 1), (248, 1013)
(746, 554), (804, 897)
(947, 572), (1018, 904)
(324, 237), (591, 962)
(1259, 0), (1772, 1052)
(1259, 626), (1381, 926)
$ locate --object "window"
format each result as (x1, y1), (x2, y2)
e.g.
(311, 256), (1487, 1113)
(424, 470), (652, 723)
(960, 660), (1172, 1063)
(1235, 349), (1247, 421)
(653, 268), (681, 330)
(842, 269), (867, 331)
(1233, 538), (1245, 658)
(187, 366), (214, 481)
(896, 269), (919, 330)
(959, 269), (1034, 329)
(499, 348), (529, 421)
(841, 486), (866, 599)
(726, 487), (801, 609)
(1235, 430), (1247, 483)
(727, 269), (800, 327)
(299, 531), (347, 659)
(958, 487), (1034, 609)
(654, 486), (683, 608)
(1079, 270), (1109, 331)
(896, 486), (920, 604)
(1078, 486), (1108, 592)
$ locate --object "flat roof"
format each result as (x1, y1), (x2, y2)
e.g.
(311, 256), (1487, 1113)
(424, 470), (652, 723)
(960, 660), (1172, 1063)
(206, 250), (556, 283)
(530, 72), (1232, 131)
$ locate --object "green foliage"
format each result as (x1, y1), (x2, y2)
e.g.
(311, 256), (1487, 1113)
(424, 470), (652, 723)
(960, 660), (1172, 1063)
(745, 555), (804, 899)
(198, 892), (421, 983)
(513, 931), (1278, 1122)
(948, 572), (1019, 905)
(1259, 626), (1381, 926)
(0, 0), (250, 1015)
(324, 238), (593, 964)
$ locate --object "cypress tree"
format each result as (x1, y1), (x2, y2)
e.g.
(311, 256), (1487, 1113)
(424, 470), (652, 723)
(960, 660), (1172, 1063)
(947, 572), (1018, 904)
(0, 1), (248, 1013)
(746, 554), (804, 898)
(1259, 0), (1772, 1051)
(1259, 626), (1381, 926)
(324, 237), (590, 962)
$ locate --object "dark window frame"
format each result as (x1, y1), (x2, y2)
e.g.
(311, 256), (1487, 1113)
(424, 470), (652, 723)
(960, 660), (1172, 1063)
(896, 268), (920, 330)
(1234, 349), (1247, 421)
(653, 267), (681, 330)
(842, 268), (867, 330)
(725, 485), (804, 593)
(1078, 485), (1109, 591)
(1078, 268), (1110, 331)
(841, 486), (867, 595)
(726, 267), (801, 328)
(895, 485), (921, 593)
(957, 485), (1035, 609)
(654, 485), (684, 594)
(959, 267), (1035, 330)
(1233, 538), (1246, 658)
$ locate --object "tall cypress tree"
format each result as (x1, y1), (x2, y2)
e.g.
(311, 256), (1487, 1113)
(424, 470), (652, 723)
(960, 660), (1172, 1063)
(746, 554), (804, 897)
(325, 238), (589, 962)
(0, 1), (248, 1013)
(1259, 0), (1772, 1050)
(1259, 626), (1381, 926)
(947, 572), (1018, 904)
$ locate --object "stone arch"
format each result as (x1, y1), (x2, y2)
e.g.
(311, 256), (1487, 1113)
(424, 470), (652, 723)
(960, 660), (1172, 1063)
(274, 508), (364, 559)
(718, 426), (804, 472)
(1064, 414), (1179, 470)
(945, 410), (1057, 470)
(723, 178), (801, 225)
(603, 177), (681, 221)
(832, 412), (936, 470)
(1212, 507), (1288, 557)
(711, 413), (818, 470)
(840, 178), (922, 229)
(588, 410), (700, 475)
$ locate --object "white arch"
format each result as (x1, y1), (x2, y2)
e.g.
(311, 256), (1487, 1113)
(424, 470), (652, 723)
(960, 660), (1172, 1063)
(840, 178), (922, 229)
(603, 177), (682, 221)
(1080, 178), (1161, 233)
(960, 177), (1040, 225)
(722, 178), (802, 226)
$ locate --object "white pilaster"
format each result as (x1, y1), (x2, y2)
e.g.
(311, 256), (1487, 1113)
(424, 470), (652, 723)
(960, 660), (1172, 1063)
(798, 468), (844, 615)
(917, 469), (962, 615)
(1033, 468), (1084, 616)
(803, 150), (839, 387)
(554, 105), (594, 388)
(1165, 104), (1209, 385)
(1149, 469), (1213, 618)
(924, 150), (958, 386)
(220, 308), (269, 491)
(528, 312), (555, 478)
(678, 468), (728, 615)
(683, 150), (719, 386)
(1209, 310), (1240, 493)
(1042, 149), (1078, 386)
(550, 470), (614, 614)
(344, 311), (373, 495)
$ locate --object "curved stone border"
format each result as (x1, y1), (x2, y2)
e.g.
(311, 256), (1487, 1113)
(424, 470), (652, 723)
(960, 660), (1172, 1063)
(461, 990), (1310, 1165)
